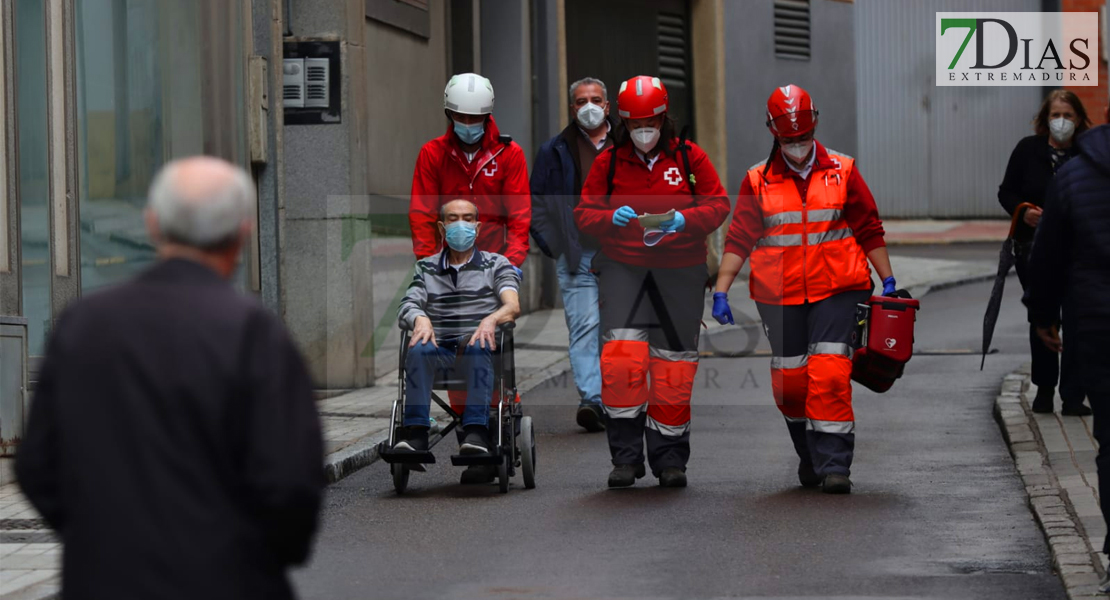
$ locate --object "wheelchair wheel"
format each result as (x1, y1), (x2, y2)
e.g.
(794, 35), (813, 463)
(497, 454), (509, 494)
(520, 416), (536, 489)
(391, 463), (410, 495)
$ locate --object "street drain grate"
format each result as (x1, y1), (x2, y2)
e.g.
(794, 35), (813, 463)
(0, 531), (58, 544)
(0, 518), (51, 531)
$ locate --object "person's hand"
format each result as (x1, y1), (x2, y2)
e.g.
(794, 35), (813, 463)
(882, 276), (898, 297)
(409, 316), (437, 348)
(659, 211), (686, 233)
(1023, 207), (1043, 228)
(712, 292), (734, 325)
(469, 316), (498, 351)
(612, 206), (637, 227)
(511, 265), (523, 279)
(1036, 324), (1063, 353)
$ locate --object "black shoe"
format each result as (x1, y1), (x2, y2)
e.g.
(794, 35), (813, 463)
(1031, 387), (1055, 414)
(798, 462), (822, 488)
(459, 464), (497, 485)
(576, 403), (606, 433)
(658, 467), (687, 488)
(822, 473), (852, 494)
(459, 425), (489, 455)
(607, 464), (646, 488)
(1062, 402), (1092, 417)
(393, 426), (429, 453)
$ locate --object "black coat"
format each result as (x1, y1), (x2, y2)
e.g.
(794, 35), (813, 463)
(529, 118), (617, 272)
(998, 134), (1080, 242)
(1024, 125), (1110, 385)
(15, 259), (325, 600)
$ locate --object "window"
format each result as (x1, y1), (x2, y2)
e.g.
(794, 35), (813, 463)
(74, 0), (248, 295)
(774, 0), (811, 61)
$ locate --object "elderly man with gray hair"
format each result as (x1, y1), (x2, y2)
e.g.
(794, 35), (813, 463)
(529, 76), (619, 432)
(16, 157), (324, 600)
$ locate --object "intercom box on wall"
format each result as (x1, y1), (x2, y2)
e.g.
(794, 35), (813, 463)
(283, 40), (341, 125)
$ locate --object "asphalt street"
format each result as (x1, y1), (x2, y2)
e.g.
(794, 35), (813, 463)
(294, 248), (1065, 600)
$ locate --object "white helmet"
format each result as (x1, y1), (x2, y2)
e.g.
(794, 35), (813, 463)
(444, 73), (495, 116)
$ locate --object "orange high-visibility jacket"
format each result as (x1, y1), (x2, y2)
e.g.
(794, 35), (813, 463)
(744, 151), (873, 306)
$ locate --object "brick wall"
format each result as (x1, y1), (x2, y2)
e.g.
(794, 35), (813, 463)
(1063, 0), (1109, 124)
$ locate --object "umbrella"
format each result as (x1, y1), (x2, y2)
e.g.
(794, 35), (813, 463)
(981, 202), (1037, 370)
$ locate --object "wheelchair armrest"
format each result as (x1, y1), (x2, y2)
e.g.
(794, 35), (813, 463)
(498, 322), (516, 332)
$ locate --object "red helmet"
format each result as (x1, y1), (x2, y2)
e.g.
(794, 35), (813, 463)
(617, 76), (669, 120)
(766, 84), (818, 136)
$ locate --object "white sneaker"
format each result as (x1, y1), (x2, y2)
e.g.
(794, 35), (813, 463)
(1098, 571), (1110, 594)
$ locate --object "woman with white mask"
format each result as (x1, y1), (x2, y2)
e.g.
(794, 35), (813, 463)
(999, 90), (1093, 417)
(574, 75), (730, 489)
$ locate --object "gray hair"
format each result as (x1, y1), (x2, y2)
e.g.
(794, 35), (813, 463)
(569, 77), (608, 105)
(439, 199), (479, 222)
(147, 157), (256, 249)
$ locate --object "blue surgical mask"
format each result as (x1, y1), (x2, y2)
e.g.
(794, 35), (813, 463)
(453, 120), (485, 145)
(444, 221), (478, 252)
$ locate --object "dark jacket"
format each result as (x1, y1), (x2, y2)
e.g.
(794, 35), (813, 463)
(1024, 125), (1110, 371)
(998, 134), (1080, 242)
(529, 118), (617, 272)
(15, 259), (325, 600)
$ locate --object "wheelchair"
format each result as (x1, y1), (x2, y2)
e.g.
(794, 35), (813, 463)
(378, 322), (537, 494)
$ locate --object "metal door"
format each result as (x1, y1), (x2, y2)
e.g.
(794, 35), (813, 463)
(566, 0), (694, 136)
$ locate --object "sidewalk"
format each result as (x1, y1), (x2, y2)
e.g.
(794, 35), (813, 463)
(0, 244), (1000, 599)
(996, 367), (1108, 599)
(884, 219), (1009, 245)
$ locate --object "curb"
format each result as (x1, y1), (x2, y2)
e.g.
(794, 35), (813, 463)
(321, 357), (573, 485)
(993, 365), (1105, 598)
(886, 237), (1006, 246)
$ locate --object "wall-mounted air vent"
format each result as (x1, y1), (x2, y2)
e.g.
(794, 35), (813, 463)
(774, 0), (811, 61)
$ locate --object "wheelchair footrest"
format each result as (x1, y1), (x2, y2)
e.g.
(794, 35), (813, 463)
(450, 452), (503, 466)
(378, 444), (436, 465)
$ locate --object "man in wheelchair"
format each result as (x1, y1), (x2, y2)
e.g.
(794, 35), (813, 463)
(394, 199), (521, 465)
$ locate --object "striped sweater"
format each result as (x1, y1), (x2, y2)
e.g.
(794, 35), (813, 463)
(398, 249), (520, 339)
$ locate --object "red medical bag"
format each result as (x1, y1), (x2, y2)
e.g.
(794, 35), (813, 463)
(851, 294), (920, 393)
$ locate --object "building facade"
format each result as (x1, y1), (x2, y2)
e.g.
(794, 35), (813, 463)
(2, 0), (1105, 436)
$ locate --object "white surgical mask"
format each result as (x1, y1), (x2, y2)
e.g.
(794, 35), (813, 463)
(577, 103), (606, 130)
(1049, 117), (1076, 143)
(782, 141), (813, 163)
(631, 127), (661, 153)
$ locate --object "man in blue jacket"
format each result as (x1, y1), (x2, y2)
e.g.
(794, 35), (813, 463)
(1025, 104), (1110, 592)
(530, 77), (619, 432)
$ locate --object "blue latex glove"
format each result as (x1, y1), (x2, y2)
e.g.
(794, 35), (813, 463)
(512, 266), (523, 280)
(712, 292), (734, 325)
(612, 205), (637, 227)
(659, 211), (686, 232)
(882, 276), (897, 297)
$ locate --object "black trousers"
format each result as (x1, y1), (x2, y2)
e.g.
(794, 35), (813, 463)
(594, 253), (706, 476)
(1015, 249), (1084, 404)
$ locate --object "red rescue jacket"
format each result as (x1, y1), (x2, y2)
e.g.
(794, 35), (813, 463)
(409, 117), (531, 266)
(574, 139), (730, 269)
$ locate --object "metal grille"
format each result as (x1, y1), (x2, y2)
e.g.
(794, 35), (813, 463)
(774, 0), (811, 60)
(657, 12), (687, 90)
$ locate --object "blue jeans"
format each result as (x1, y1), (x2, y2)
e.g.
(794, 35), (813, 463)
(404, 337), (492, 428)
(557, 248), (602, 406)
